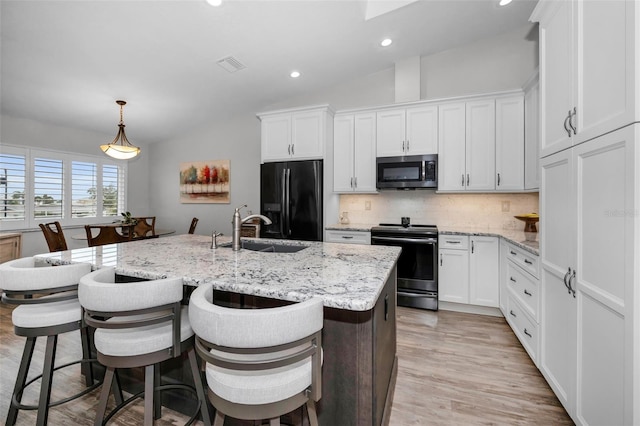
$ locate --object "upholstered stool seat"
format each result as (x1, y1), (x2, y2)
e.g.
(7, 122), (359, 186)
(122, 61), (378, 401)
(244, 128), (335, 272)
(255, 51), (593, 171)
(79, 267), (211, 426)
(0, 258), (98, 426)
(189, 283), (324, 426)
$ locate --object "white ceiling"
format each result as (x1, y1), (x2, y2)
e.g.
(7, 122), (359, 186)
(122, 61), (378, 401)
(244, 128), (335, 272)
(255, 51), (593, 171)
(0, 0), (537, 145)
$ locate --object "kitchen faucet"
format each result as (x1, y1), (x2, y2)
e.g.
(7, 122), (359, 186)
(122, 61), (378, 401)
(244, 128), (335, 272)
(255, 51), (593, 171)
(231, 205), (272, 251)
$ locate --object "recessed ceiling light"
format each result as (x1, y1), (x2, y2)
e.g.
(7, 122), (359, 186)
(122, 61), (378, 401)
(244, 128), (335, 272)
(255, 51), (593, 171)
(290, 71), (301, 78)
(206, 0), (222, 7)
(380, 38), (393, 47)
(499, 0), (513, 6)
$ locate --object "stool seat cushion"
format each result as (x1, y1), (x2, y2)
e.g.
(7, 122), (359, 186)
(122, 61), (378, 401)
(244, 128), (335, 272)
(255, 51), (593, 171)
(94, 306), (193, 357)
(205, 352), (312, 405)
(12, 297), (81, 329)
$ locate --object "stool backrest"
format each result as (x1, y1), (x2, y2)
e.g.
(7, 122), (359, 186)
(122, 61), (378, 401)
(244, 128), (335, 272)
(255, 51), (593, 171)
(188, 217), (199, 234)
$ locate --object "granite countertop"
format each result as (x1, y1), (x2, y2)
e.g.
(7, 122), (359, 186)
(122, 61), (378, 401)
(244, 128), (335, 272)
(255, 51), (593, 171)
(326, 223), (539, 255)
(35, 234), (401, 312)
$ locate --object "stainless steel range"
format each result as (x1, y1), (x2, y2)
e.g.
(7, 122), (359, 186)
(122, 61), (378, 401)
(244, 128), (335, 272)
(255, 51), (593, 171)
(371, 221), (438, 310)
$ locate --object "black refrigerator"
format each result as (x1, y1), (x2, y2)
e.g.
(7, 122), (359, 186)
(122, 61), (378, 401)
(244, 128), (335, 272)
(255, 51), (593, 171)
(260, 160), (323, 241)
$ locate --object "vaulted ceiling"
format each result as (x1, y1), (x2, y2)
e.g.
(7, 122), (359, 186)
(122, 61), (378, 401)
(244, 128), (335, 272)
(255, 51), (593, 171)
(1, 0), (537, 144)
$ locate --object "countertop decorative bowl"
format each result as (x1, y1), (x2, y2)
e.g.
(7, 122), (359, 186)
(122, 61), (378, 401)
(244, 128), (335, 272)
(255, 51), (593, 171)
(514, 213), (539, 233)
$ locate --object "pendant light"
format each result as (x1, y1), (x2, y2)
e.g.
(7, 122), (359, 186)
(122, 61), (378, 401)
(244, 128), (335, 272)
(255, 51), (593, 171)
(100, 100), (141, 160)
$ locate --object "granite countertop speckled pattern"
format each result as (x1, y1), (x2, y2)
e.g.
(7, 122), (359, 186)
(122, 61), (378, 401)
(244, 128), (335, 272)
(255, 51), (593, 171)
(326, 223), (539, 255)
(35, 234), (401, 312)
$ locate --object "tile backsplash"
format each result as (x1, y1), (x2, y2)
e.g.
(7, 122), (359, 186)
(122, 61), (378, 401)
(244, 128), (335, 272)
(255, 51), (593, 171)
(339, 191), (539, 230)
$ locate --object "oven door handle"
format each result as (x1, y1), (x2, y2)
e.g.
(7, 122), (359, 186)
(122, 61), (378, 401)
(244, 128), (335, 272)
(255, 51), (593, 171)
(397, 290), (438, 298)
(372, 236), (438, 244)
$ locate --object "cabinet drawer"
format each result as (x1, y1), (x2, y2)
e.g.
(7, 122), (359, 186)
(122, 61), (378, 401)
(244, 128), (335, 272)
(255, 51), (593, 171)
(506, 261), (539, 321)
(439, 234), (469, 250)
(325, 230), (371, 245)
(504, 243), (539, 278)
(506, 294), (539, 364)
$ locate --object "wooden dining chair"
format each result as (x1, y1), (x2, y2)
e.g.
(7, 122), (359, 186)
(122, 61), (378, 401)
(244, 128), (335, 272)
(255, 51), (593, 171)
(189, 217), (199, 234)
(84, 225), (133, 247)
(38, 221), (68, 252)
(133, 216), (156, 238)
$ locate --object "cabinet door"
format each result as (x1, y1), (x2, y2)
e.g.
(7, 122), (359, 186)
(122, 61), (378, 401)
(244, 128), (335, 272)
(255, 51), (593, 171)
(261, 114), (292, 162)
(573, 126), (635, 426)
(437, 103), (466, 191)
(539, 149), (576, 417)
(575, 0), (635, 144)
(376, 109), (406, 157)
(438, 247), (469, 304)
(468, 236), (499, 307)
(537, 0), (574, 157)
(524, 80), (540, 190)
(333, 115), (355, 192)
(406, 105), (438, 155)
(495, 96), (524, 191)
(353, 113), (377, 192)
(292, 110), (324, 160)
(465, 99), (495, 191)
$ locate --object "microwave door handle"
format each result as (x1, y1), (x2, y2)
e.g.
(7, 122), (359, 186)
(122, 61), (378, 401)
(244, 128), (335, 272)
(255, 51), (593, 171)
(422, 161), (426, 181)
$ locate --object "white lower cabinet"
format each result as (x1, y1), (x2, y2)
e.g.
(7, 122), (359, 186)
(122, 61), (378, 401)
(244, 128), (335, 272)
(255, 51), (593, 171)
(439, 235), (499, 307)
(540, 124), (637, 425)
(500, 240), (540, 365)
(325, 230), (371, 245)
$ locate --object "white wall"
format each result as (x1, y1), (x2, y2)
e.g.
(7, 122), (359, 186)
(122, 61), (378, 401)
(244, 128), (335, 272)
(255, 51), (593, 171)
(0, 114), (151, 256)
(147, 113), (261, 237)
(421, 24), (539, 100)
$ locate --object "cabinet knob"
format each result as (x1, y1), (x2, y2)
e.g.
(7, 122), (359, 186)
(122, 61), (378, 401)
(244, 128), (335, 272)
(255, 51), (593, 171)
(509, 310), (517, 318)
(524, 328), (532, 338)
(524, 289), (532, 296)
(509, 277), (516, 283)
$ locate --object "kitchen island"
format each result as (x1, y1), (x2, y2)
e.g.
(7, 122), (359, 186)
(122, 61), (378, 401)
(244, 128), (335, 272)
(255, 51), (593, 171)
(36, 234), (401, 426)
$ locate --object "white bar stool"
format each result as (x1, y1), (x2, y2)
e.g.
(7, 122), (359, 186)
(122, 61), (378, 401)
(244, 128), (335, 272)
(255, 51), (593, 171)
(189, 283), (324, 426)
(78, 267), (211, 426)
(0, 257), (99, 426)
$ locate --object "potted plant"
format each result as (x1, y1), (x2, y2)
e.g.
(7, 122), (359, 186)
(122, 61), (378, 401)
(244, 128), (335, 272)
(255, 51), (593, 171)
(120, 211), (137, 235)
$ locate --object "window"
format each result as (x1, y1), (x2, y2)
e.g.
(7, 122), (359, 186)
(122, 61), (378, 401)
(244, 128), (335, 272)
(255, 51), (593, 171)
(0, 152), (26, 221)
(0, 145), (127, 230)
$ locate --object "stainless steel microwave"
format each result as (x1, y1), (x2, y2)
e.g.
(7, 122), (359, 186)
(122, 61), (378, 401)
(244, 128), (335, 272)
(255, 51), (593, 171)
(376, 154), (438, 189)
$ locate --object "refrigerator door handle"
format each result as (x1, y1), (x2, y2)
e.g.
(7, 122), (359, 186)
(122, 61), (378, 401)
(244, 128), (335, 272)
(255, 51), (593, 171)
(280, 168), (287, 237)
(285, 168), (291, 237)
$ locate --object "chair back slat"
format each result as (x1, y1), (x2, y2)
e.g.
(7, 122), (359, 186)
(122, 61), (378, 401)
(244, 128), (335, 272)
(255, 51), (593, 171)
(85, 225), (133, 247)
(133, 216), (156, 238)
(39, 221), (68, 252)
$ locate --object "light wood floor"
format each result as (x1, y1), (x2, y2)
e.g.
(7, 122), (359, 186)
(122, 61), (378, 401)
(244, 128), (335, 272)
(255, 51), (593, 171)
(0, 303), (572, 425)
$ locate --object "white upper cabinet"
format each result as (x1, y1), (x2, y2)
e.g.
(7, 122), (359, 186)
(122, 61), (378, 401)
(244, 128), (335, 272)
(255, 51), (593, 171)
(438, 102), (467, 191)
(333, 113), (377, 193)
(465, 99), (496, 191)
(532, 0), (638, 157)
(376, 105), (438, 157)
(259, 106), (331, 163)
(495, 95), (525, 191)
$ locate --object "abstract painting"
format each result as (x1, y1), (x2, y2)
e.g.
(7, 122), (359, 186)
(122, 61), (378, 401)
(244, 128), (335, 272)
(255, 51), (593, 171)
(179, 160), (230, 203)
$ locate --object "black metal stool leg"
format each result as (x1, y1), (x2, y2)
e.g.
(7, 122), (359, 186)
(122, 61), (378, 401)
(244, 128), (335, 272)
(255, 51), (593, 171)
(80, 327), (94, 386)
(6, 336), (37, 426)
(36, 334), (58, 426)
(95, 367), (115, 426)
(188, 347), (212, 426)
(153, 363), (161, 420)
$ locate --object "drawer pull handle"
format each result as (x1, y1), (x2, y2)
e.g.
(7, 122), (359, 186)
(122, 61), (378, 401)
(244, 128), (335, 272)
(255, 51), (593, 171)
(446, 240), (461, 244)
(524, 328), (532, 338)
(509, 277), (516, 283)
(510, 250), (517, 256)
(341, 236), (354, 239)
(509, 310), (516, 318)
(524, 289), (532, 296)
(524, 259), (533, 265)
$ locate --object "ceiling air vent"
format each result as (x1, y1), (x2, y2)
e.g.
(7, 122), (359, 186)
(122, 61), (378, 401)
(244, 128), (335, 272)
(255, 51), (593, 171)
(217, 56), (246, 73)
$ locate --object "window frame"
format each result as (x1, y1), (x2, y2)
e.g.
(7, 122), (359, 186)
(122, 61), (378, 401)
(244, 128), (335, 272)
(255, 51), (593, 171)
(0, 144), (127, 231)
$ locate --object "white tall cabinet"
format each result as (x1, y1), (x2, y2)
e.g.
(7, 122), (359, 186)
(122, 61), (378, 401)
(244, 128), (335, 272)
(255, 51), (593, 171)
(532, 1), (639, 424)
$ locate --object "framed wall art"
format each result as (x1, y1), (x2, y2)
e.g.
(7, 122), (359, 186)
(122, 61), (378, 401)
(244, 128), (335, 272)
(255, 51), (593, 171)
(179, 160), (230, 203)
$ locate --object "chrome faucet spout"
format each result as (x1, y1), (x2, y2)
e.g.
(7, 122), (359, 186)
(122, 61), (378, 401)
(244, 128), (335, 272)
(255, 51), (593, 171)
(231, 206), (272, 251)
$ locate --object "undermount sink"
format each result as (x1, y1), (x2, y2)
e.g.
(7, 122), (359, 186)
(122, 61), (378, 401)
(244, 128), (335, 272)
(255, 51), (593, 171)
(221, 241), (308, 253)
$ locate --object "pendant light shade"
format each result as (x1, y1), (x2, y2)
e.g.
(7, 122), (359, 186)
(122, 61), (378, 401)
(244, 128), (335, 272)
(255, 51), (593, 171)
(100, 100), (140, 160)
